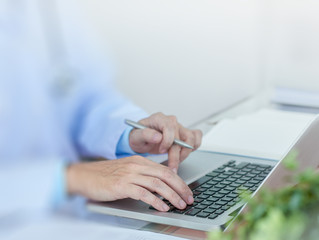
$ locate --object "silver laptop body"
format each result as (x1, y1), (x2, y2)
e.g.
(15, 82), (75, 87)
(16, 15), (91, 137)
(88, 116), (319, 232)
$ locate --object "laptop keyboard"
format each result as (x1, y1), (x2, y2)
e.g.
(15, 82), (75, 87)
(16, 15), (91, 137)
(149, 160), (273, 220)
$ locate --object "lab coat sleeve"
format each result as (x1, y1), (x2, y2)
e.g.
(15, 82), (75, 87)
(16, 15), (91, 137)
(54, 0), (148, 160)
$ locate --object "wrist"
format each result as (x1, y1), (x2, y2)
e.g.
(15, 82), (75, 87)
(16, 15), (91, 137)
(66, 164), (79, 196)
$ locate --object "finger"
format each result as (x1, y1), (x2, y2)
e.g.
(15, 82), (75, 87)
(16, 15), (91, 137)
(168, 144), (182, 173)
(179, 127), (196, 162)
(180, 147), (192, 163)
(130, 128), (163, 145)
(127, 184), (170, 212)
(137, 163), (194, 205)
(140, 113), (175, 154)
(133, 176), (187, 209)
(158, 121), (176, 154)
(193, 129), (203, 149)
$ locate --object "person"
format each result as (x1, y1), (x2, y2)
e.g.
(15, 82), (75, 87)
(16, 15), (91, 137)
(0, 0), (202, 213)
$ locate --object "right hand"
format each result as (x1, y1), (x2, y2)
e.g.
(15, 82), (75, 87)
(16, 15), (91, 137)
(67, 156), (194, 212)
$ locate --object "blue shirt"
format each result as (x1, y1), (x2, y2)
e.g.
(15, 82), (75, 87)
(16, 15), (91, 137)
(0, 0), (147, 209)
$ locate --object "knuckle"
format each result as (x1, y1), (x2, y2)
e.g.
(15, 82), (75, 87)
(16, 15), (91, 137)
(169, 192), (178, 203)
(152, 197), (162, 208)
(153, 112), (163, 118)
(125, 162), (138, 170)
(169, 115), (177, 122)
(138, 188), (149, 201)
(162, 168), (174, 180)
(151, 178), (162, 189)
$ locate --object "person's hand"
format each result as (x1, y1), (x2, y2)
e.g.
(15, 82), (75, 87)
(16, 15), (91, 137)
(129, 113), (202, 172)
(67, 156), (194, 211)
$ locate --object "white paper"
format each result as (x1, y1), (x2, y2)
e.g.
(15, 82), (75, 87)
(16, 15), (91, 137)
(199, 109), (316, 160)
(272, 87), (319, 108)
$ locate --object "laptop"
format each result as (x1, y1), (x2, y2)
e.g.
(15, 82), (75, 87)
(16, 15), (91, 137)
(88, 116), (319, 232)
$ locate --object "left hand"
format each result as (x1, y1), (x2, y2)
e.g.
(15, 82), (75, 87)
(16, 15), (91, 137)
(129, 112), (203, 173)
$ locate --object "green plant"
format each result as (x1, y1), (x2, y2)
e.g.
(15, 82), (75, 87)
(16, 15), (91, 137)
(208, 153), (319, 240)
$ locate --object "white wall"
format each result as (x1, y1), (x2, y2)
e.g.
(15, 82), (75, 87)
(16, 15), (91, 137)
(80, 0), (319, 126)
(81, 0), (262, 126)
(260, 0), (319, 91)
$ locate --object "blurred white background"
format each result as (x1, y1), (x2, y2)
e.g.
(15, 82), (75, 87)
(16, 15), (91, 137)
(80, 0), (319, 126)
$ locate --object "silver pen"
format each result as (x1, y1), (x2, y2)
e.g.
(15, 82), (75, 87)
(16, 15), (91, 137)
(125, 119), (194, 150)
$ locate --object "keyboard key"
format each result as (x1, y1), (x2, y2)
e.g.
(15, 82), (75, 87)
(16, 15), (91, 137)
(201, 200), (214, 206)
(208, 214), (218, 219)
(207, 196), (218, 202)
(227, 201), (236, 207)
(228, 177), (238, 182)
(235, 162), (250, 169)
(194, 198), (203, 203)
(213, 193), (225, 198)
(221, 197), (233, 202)
(215, 209), (224, 215)
(214, 168), (225, 173)
(206, 172), (219, 177)
(216, 200), (228, 206)
(205, 190), (215, 195)
(218, 174), (229, 179)
(227, 193), (238, 198)
(225, 186), (236, 191)
(242, 168), (251, 172)
(209, 187), (221, 192)
(197, 212), (210, 218)
(203, 208), (216, 214)
(196, 204), (207, 210)
(249, 180), (260, 184)
(222, 205), (230, 211)
(189, 176), (212, 190)
(244, 183), (254, 188)
(242, 177), (251, 181)
(198, 194), (210, 199)
(230, 183), (241, 188)
(221, 180), (231, 185)
(215, 183), (226, 188)
(201, 184), (211, 189)
(256, 163), (271, 168)
(209, 204), (221, 210)
(195, 187), (206, 192)
(173, 209), (185, 214)
(235, 180), (245, 184)
(219, 190), (230, 195)
(207, 180), (218, 185)
(247, 173), (256, 178)
(214, 178), (224, 182)
(185, 208), (201, 216)
(193, 191), (201, 196)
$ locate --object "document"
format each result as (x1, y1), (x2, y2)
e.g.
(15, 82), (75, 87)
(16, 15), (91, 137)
(272, 87), (319, 109)
(199, 109), (316, 160)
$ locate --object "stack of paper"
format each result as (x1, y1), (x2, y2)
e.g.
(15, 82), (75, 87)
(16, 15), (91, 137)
(199, 109), (316, 160)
